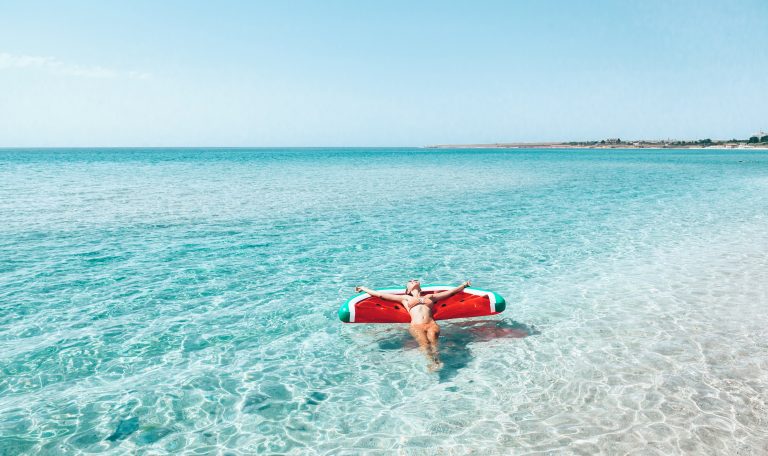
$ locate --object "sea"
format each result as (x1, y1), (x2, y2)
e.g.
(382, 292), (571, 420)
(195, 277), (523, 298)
(1, 148), (767, 455)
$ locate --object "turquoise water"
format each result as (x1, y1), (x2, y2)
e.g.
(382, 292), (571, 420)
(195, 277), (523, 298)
(1, 148), (767, 454)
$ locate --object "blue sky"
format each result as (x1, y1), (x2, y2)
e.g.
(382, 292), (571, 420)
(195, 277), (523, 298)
(1, 0), (766, 146)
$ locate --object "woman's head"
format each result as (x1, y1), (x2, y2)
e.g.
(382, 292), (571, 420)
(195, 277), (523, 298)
(405, 279), (421, 296)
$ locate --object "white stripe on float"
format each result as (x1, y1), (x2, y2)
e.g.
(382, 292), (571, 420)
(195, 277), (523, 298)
(462, 288), (486, 296)
(488, 292), (497, 313)
(349, 297), (358, 322)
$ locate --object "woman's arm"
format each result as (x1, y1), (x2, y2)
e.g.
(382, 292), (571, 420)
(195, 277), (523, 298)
(355, 286), (406, 303)
(429, 280), (471, 301)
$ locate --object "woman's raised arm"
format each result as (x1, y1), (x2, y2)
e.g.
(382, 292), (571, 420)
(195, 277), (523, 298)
(355, 286), (406, 303)
(429, 280), (471, 301)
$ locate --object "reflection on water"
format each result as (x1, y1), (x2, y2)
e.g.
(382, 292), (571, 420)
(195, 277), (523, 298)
(377, 319), (538, 381)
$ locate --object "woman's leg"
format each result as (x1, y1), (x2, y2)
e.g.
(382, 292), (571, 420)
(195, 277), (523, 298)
(426, 321), (440, 347)
(409, 324), (430, 353)
(426, 322), (442, 368)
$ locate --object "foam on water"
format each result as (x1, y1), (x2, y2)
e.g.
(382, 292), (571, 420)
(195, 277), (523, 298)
(1, 148), (767, 454)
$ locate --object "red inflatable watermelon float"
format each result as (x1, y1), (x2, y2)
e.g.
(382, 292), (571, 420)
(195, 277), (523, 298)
(339, 284), (506, 323)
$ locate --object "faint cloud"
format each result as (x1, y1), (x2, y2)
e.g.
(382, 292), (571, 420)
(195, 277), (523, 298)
(0, 52), (150, 80)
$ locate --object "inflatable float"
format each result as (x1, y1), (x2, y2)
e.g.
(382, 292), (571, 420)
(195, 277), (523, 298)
(339, 285), (505, 323)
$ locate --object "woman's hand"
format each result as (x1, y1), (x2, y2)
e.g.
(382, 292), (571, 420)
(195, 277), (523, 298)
(355, 286), (363, 293)
(464, 280), (472, 288)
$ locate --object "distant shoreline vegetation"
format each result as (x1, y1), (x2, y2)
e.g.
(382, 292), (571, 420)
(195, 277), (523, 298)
(427, 133), (768, 149)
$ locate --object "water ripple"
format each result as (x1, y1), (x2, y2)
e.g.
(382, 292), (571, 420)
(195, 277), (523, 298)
(1, 148), (767, 454)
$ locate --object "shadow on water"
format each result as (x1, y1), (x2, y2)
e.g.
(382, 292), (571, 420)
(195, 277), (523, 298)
(376, 319), (540, 382)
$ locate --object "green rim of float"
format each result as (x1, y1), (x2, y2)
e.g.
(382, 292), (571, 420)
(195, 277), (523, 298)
(338, 284), (506, 323)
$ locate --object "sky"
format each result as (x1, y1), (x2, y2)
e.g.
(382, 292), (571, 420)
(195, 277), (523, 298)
(1, 0), (767, 147)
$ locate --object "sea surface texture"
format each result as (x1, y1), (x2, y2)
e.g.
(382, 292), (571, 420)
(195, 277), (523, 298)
(1, 148), (767, 455)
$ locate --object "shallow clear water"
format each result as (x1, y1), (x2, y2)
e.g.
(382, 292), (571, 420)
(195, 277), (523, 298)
(1, 148), (767, 455)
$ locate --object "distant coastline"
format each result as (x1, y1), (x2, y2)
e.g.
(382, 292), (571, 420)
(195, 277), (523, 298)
(426, 142), (768, 150)
(426, 135), (768, 150)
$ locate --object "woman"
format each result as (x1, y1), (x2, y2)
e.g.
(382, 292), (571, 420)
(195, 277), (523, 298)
(355, 279), (471, 370)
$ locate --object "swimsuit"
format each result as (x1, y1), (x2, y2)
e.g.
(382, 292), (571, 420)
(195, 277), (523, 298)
(406, 297), (429, 312)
